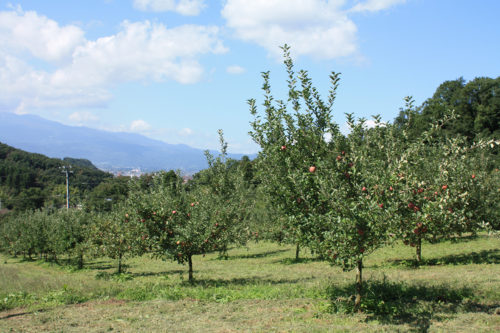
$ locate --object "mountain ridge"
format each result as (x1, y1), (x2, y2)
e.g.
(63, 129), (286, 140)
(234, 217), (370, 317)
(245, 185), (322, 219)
(0, 112), (253, 174)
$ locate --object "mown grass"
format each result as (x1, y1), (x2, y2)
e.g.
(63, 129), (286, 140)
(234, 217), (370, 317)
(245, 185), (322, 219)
(1, 234), (499, 332)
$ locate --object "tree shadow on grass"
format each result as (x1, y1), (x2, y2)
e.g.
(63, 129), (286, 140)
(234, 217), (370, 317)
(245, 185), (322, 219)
(276, 257), (324, 265)
(327, 278), (498, 332)
(180, 276), (313, 287)
(131, 269), (185, 278)
(84, 260), (114, 270)
(211, 248), (290, 261)
(388, 249), (500, 268)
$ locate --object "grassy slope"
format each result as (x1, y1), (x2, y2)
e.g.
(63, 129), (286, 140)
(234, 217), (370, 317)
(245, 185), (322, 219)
(0, 235), (499, 332)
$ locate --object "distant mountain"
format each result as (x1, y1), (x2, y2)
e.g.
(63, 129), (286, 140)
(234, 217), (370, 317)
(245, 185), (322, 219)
(0, 112), (252, 174)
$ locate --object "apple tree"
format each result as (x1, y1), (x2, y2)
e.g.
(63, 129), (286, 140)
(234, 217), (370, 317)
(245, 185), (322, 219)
(249, 46), (399, 310)
(128, 131), (250, 282)
(88, 204), (147, 273)
(391, 108), (498, 263)
(312, 116), (399, 311)
(248, 45), (340, 259)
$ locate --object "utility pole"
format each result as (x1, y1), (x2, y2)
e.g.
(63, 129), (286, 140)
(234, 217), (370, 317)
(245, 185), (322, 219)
(61, 166), (73, 209)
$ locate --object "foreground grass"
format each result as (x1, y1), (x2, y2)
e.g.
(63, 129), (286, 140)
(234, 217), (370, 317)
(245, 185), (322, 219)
(1, 234), (499, 332)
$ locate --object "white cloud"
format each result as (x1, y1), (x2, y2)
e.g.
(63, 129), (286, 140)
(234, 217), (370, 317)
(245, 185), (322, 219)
(69, 111), (99, 124)
(0, 8), (226, 112)
(222, 0), (406, 60)
(58, 21), (227, 86)
(350, 0), (406, 12)
(341, 118), (387, 134)
(179, 127), (194, 136)
(0, 7), (85, 62)
(133, 0), (206, 15)
(130, 119), (152, 132)
(226, 65), (245, 74)
(222, 0), (358, 60)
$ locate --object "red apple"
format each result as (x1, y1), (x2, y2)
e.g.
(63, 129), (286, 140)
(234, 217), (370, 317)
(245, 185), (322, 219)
(378, 203), (384, 208)
(281, 145), (287, 151)
(442, 185), (448, 190)
(362, 187), (367, 192)
(190, 202), (195, 207)
(309, 166), (316, 173)
(172, 210), (177, 214)
(471, 174), (475, 179)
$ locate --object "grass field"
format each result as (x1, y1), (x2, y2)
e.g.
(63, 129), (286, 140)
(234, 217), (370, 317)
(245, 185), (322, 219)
(1, 234), (499, 332)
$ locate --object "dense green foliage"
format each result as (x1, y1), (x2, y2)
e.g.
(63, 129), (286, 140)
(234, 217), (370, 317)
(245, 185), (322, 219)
(395, 76), (500, 142)
(0, 142), (112, 211)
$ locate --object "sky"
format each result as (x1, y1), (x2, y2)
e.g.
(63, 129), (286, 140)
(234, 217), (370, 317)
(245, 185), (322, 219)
(0, 0), (499, 154)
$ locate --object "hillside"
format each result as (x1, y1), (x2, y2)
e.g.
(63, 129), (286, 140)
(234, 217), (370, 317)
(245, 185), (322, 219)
(0, 113), (252, 174)
(0, 142), (112, 211)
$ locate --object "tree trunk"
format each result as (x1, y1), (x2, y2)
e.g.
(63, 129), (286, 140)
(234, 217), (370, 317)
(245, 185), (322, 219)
(416, 236), (422, 264)
(118, 253), (122, 274)
(354, 259), (363, 312)
(188, 255), (193, 283)
(295, 243), (300, 261)
(78, 252), (84, 269)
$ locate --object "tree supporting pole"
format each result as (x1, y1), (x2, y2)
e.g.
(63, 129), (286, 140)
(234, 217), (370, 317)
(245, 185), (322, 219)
(188, 255), (193, 282)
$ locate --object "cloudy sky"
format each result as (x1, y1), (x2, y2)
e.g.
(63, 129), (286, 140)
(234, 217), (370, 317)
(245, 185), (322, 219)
(1, 0), (499, 153)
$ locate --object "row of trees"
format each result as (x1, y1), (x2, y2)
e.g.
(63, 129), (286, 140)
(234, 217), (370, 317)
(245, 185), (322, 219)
(0, 46), (498, 311)
(0, 132), (254, 279)
(248, 46), (499, 310)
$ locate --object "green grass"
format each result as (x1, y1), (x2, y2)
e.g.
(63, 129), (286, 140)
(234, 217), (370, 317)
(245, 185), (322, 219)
(1, 234), (499, 332)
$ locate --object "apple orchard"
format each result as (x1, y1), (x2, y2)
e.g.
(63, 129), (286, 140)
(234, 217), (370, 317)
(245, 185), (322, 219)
(0, 46), (498, 312)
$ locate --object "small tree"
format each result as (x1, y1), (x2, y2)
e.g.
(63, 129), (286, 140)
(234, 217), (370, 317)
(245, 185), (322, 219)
(47, 209), (93, 268)
(89, 205), (146, 273)
(391, 106), (498, 263)
(313, 117), (398, 311)
(129, 131), (250, 282)
(249, 45), (340, 259)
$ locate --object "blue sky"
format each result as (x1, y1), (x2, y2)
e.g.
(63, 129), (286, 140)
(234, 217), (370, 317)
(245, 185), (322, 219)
(1, 0), (499, 154)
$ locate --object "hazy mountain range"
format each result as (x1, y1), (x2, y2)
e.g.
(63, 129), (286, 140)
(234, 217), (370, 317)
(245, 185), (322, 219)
(0, 112), (253, 174)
